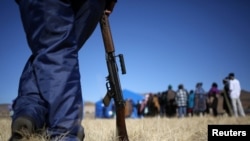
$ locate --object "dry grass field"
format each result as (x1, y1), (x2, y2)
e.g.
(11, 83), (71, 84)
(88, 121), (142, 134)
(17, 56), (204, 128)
(0, 115), (249, 141)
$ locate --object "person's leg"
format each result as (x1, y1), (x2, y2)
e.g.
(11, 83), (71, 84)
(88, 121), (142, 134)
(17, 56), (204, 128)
(231, 98), (238, 117)
(73, 0), (105, 50)
(10, 0), (53, 139)
(166, 104), (170, 117)
(13, 0), (105, 140)
(191, 108), (194, 116)
(183, 106), (187, 117)
(14, 0), (90, 140)
(10, 56), (48, 141)
(236, 98), (245, 117)
(179, 106), (184, 118)
(177, 107), (180, 118)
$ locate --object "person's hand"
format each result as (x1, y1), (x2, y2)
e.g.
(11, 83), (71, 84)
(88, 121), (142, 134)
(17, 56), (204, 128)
(105, 0), (117, 15)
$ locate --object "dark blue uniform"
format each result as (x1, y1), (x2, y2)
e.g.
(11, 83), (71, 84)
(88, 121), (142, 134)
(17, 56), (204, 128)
(12, 0), (105, 140)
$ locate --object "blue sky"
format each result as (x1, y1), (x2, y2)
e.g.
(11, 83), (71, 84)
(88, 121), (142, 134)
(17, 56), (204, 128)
(0, 0), (249, 104)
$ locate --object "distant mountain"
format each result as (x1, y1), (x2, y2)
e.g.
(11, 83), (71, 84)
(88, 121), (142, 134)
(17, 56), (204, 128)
(241, 90), (250, 113)
(84, 101), (95, 106)
(0, 90), (249, 117)
(0, 103), (11, 117)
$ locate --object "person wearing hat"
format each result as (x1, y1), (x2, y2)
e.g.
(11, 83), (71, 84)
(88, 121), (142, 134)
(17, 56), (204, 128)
(228, 73), (245, 117)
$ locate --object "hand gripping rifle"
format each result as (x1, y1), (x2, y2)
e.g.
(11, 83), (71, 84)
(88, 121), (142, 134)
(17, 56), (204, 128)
(100, 13), (129, 141)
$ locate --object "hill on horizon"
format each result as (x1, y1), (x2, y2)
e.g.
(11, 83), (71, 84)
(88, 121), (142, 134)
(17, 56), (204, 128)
(1, 90), (250, 117)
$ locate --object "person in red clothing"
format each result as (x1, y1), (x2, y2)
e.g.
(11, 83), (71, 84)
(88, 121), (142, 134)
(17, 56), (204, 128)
(207, 82), (220, 116)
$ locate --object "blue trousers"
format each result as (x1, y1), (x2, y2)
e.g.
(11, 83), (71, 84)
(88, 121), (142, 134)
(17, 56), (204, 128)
(13, 0), (105, 140)
(177, 106), (187, 118)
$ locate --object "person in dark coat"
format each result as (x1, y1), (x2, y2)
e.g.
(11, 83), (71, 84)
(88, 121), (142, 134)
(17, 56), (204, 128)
(166, 85), (177, 117)
(222, 77), (233, 116)
(9, 0), (117, 140)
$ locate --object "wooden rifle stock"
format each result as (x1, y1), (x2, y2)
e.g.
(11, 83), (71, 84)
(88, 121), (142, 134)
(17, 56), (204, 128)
(100, 13), (129, 141)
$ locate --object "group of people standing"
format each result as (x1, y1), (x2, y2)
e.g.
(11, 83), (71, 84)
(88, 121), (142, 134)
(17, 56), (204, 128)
(158, 72), (246, 118)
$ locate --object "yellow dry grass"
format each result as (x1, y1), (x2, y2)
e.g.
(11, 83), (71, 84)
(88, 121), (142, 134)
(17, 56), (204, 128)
(0, 115), (249, 141)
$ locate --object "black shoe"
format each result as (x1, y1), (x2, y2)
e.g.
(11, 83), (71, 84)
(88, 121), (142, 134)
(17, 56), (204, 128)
(77, 126), (85, 141)
(9, 116), (36, 141)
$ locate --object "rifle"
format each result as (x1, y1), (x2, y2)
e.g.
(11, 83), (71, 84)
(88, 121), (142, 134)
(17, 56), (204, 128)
(100, 13), (129, 141)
